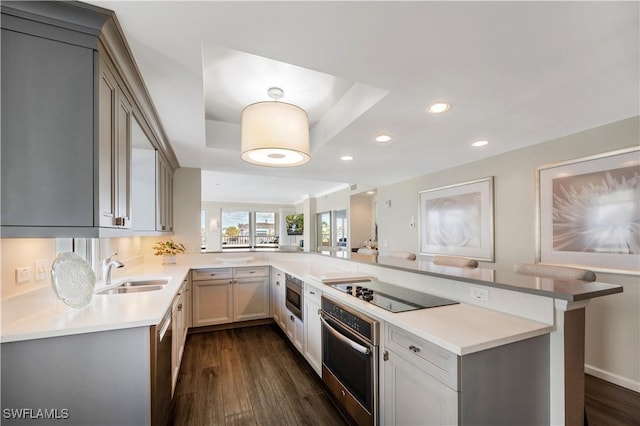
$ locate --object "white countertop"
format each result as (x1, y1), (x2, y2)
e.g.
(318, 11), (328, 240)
(1, 258), (553, 356)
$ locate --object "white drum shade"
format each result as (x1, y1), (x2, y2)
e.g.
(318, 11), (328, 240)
(241, 100), (311, 167)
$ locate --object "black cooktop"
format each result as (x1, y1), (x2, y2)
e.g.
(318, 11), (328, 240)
(328, 280), (458, 313)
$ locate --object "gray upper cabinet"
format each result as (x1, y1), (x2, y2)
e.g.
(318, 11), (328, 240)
(0, 1), (178, 237)
(98, 53), (133, 230)
(1, 27), (96, 230)
(156, 154), (174, 232)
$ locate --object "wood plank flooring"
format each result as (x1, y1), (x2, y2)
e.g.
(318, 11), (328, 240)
(172, 324), (347, 426)
(173, 323), (640, 426)
(585, 374), (640, 426)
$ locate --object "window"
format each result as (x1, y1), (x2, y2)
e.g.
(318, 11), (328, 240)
(255, 212), (278, 247)
(221, 211), (251, 248)
(220, 210), (278, 249)
(317, 211), (332, 247)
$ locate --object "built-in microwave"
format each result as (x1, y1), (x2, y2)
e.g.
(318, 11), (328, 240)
(285, 273), (303, 320)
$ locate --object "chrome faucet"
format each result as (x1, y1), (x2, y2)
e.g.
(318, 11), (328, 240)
(102, 252), (124, 287)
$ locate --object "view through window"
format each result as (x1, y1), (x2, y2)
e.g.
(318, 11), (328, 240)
(255, 212), (278, 247)
(219, 210), (278, 249)
(222, 211), (251, 248)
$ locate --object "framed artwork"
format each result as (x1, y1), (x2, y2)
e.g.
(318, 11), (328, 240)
(419, 177), (494, 261)
(285, 214), (304, 236)
(537, 146), (640, 275)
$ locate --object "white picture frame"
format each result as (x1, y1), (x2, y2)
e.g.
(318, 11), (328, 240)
(419, 177), (494, 261)
(536, 146), (640, 275)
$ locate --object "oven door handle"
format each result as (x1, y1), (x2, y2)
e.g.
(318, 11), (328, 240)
(320, 314), (371, 355)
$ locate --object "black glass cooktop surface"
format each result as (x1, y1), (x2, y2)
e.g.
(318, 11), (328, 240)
(328, 280), (458, 313)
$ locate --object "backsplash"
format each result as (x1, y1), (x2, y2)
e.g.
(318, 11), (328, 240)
(1, 236), (149, 300)
(1, 239), (57, 299)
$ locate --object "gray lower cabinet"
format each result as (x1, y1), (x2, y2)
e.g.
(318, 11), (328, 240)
(192, 270), (233, 327)
(1, 327), (154, 426)
(192, 267), (270, 327)
(382, 324), (550, 425)
(233, 267), (270, 322)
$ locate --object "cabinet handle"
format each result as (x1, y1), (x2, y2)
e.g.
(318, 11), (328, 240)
(408, 345), (421, 353)
(317, 308), (321, 315)
(276, 281), (280, 286)
(290, 315), (294, 321)
(177, 304), (182, 311)
(249, 271), (255, 274)
(309, 291), (315, 295)
(115, 217), (125, 226)
(383, 350), (389, 361)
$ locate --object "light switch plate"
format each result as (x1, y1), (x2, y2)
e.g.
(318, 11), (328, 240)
(35, 259), (49, 281)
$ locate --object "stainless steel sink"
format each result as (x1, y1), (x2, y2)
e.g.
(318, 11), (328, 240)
(97, 285), (165, 295)
(120, 279), (168, 287)
(96, 279), (168, 295)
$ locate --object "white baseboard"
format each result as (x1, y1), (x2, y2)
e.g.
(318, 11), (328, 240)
(585, 364), (640, 393)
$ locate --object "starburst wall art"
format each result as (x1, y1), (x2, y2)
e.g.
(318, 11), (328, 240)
(537, 147), (640, 275)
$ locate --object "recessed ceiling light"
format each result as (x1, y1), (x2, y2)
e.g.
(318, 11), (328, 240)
(428, 102), (451, 114)
(366, 191), (375, 195)
(375, 134), (392, 143)
(341, 155), (354, 161)
(472, 140), (489, 147)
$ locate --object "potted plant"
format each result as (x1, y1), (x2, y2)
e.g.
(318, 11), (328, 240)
(153, 240), (186, 264)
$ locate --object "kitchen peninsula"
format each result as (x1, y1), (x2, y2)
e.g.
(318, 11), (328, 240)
(1, 1), (636, 425)
(1, 251), (622, 425)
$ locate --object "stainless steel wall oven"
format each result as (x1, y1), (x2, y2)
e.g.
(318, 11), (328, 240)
(285, 273), (303, 320)
(320, 295), (379, 426)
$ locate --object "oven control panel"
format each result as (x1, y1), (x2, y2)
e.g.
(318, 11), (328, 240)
(321, 296), (376, 342)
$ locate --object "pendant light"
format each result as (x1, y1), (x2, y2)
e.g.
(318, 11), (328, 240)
(241, 87), (311, 167)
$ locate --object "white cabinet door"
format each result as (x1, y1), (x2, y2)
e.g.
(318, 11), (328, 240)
(303, 295), (322, 376)
(285, 309), (303, 353)
(271, 268), (287, 331)
(233, 276), (270, 321)
(192, 279), (233, 326)
(303, 280), (323, 377)
(383, 348), (459, 426)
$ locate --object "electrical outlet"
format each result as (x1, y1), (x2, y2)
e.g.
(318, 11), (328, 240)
(470, 287), (489, 302)
(16, 266), (32, 284)
(35, 259), (49, 281)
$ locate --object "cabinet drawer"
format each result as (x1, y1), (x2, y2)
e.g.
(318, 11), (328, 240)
(194, 279), (231, 287)
(234, 266), (269, 278)
(304, 282), (322, 305)
(192, 268), (233, 281)
(386, 325), (459, 390)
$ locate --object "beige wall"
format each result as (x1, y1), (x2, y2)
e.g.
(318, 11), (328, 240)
(375, 116), (639, 390)
(350, 192), (376, 249)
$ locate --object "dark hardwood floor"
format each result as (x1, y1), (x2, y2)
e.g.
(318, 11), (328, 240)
(172, 324), (347, 426)
(173, 323), (639, 426)
(585, 374), (640, 426)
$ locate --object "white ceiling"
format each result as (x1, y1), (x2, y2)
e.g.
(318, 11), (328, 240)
(89, 1), (639, 204)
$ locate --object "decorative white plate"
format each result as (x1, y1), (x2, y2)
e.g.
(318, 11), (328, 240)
(51, 252), (96, 309)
